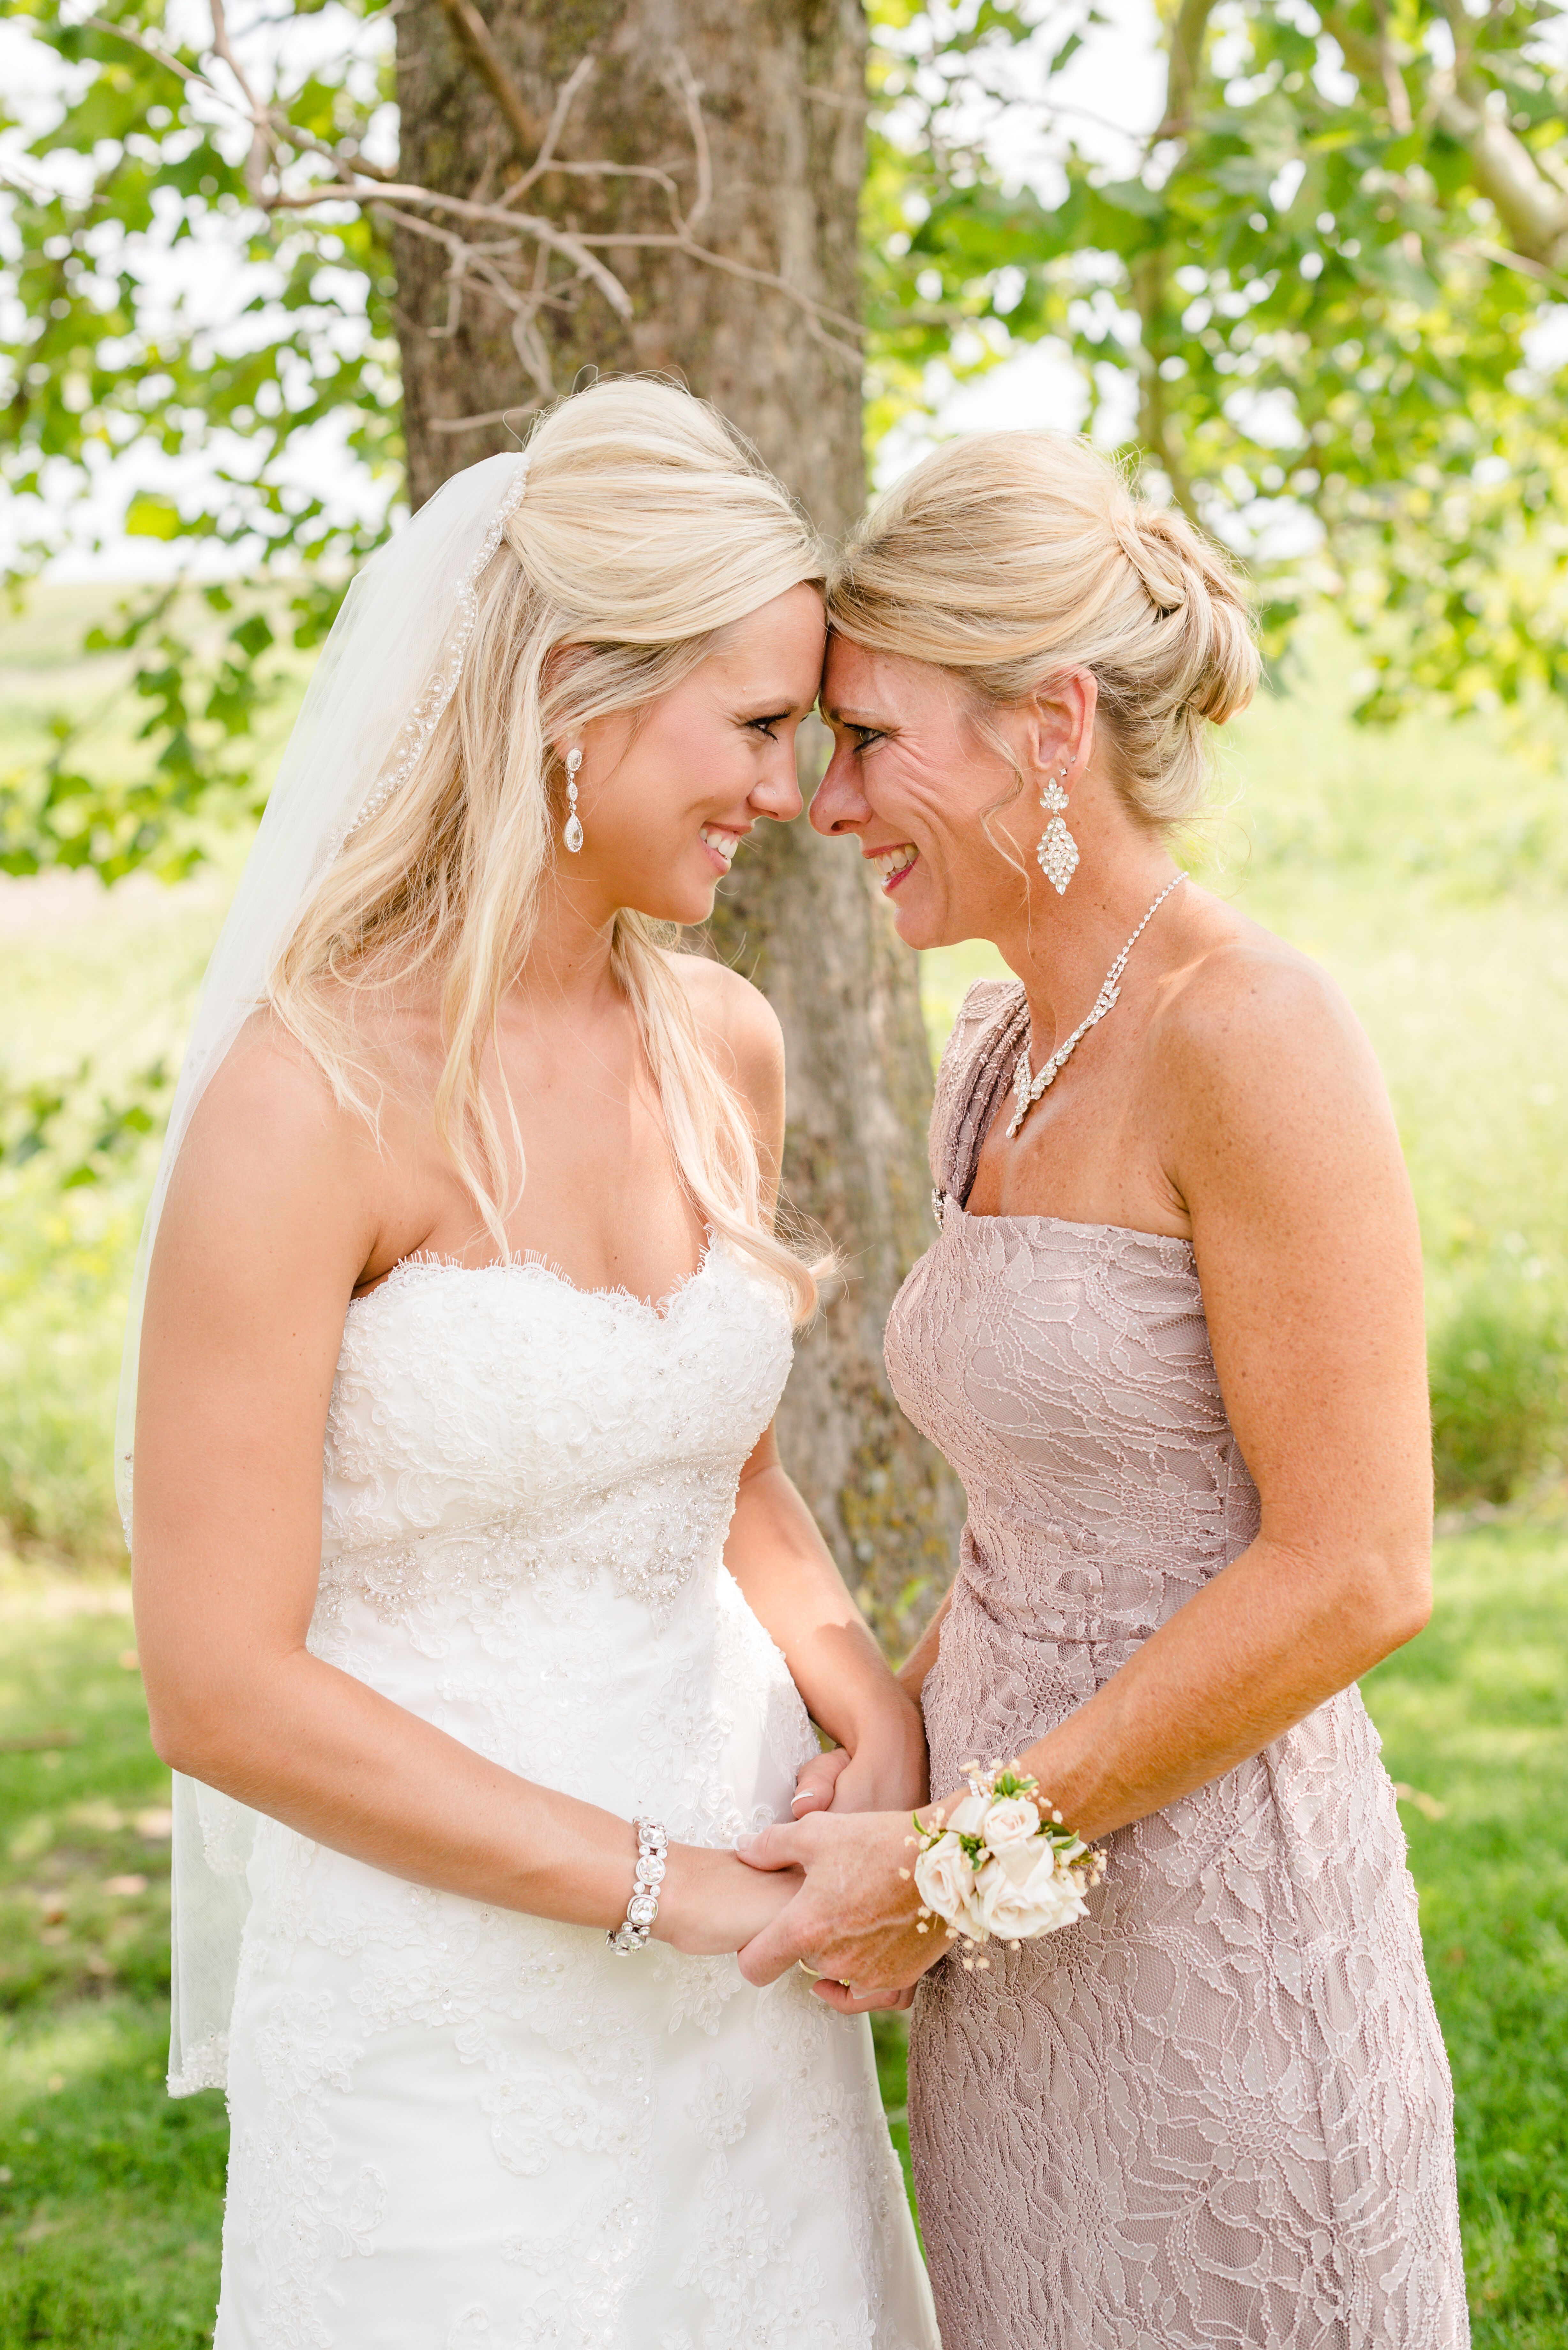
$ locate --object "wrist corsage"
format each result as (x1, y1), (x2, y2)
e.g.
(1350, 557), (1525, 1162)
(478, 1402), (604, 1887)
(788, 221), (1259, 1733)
(907, 1761), (1106, 1971)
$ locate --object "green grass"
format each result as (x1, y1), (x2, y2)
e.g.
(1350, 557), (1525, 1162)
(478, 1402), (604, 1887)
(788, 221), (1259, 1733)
(2, 594), (1567, 2338)
(1368, 1520), (1568, 2346)
(0, 1565), (226, 2343)
(5, 1527), (1565, 2342)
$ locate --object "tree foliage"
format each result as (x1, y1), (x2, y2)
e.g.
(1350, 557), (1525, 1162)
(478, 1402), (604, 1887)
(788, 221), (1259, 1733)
(866, 0), (1568, 722)
(2, 0), (1567, 916)
(2, 0), (401, 882)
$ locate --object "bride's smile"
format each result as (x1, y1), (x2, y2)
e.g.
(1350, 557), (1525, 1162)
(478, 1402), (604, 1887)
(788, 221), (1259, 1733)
(552, 579), (825, 929)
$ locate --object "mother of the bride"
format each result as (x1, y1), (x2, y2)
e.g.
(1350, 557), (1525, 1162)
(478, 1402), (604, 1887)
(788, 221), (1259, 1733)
(740, 432), (1468, 2348)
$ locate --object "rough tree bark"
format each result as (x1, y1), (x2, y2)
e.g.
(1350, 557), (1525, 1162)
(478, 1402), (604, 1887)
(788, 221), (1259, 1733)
(391, 0), (963, 1642)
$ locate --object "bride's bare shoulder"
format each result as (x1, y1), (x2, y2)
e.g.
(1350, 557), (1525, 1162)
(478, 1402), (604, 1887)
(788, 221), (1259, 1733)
(175, 1010), (372, 1185)
(664, 949), (784, 1129)
(666, 948), (782, 1061)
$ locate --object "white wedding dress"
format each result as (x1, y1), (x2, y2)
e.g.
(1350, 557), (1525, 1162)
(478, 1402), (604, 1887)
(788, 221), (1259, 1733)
(206, 1242), (939, 2350)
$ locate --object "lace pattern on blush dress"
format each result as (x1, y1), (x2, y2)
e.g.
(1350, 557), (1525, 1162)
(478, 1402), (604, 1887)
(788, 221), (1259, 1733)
(199, 1245), (939, 2350)
(886, 978), (1468, 2350)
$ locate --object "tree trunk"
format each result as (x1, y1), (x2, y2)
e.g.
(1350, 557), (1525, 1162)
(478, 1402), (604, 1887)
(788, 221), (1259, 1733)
(391, 0), (963, 1643)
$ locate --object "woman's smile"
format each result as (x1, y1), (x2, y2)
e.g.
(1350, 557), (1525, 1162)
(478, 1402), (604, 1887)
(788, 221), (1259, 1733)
(868, 843), (920, 892)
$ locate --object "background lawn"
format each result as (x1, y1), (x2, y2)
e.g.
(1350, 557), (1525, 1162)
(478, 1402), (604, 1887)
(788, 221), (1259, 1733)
(2, 593), (1566, 2343)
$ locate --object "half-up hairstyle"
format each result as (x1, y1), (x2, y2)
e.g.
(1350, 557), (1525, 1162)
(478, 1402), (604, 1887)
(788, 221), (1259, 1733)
(271, 380), (827, 1321)
(827, 431), (1258, 823)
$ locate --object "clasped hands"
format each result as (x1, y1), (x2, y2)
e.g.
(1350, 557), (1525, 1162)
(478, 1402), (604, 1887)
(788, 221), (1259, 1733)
(732, 1743), (946, 2014)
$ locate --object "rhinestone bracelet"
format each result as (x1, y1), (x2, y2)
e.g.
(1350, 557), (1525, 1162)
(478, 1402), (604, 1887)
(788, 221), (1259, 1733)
(607, 1816), (668, 1955)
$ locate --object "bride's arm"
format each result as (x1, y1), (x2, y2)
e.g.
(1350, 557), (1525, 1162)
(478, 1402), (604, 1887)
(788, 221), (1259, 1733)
(132, 1025), (794, 1956)
(678, 953), (926, 1815)
(723, 1435), (927, 1813)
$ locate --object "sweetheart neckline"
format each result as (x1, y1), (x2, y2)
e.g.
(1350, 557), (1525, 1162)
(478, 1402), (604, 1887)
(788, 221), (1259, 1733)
(347, 1239), (720, 1325)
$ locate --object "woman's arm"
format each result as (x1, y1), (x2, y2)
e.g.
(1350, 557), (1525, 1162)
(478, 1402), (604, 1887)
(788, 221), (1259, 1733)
(686, 951), (927, 1815)
(1011, 944), (1431, 1837)
(734, 945), (1433, 1998)
(132, 1024), (795, 1957)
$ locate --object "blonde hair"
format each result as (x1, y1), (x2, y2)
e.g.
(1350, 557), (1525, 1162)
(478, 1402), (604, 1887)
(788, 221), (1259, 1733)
(271, 380), (826, 1320)
(828, 431), (1258, 823)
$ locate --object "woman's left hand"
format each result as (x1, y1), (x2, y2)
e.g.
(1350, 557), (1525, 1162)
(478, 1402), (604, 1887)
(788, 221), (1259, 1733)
(734, 1807), (946, 2012)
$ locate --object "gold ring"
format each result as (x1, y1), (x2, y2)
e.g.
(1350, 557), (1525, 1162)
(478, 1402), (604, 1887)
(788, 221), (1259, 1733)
(796, 1960), (822, 1980)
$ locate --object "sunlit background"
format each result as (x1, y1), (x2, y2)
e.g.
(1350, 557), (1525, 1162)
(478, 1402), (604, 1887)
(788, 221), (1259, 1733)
(4, 0), (1568, 2337)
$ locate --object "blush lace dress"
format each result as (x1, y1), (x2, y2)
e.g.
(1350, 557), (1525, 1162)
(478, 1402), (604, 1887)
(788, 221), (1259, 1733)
(192, 1244), (938, 2350)
(884, 981), (1467, 2350)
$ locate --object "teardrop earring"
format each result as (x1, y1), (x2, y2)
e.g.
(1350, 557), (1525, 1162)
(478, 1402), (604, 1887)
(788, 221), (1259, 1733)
(1035, 768), (1078, 895)
(563, 748), (584, 854)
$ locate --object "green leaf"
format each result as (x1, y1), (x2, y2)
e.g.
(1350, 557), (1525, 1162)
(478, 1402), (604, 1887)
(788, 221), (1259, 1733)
(123, 497), (182, 541)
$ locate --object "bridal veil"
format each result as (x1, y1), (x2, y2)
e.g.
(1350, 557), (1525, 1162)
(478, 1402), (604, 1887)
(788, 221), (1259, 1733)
(118, 450), (529, 2090)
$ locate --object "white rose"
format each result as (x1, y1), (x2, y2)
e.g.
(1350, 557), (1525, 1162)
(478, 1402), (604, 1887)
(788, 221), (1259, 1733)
(979, 1842), (1090, 1942)
(942, 1793), (989, 1836)
(914, 1831), (983, 1932)
(981, 1796), (1043, 1853)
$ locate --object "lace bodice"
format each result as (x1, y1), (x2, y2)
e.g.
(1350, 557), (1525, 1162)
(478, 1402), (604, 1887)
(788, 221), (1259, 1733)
(885, 979), (1466, 2350)
(319, 1245), (792, 1623)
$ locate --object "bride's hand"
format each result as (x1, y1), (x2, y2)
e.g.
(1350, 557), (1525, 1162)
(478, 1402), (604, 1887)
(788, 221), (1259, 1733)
(790, 1747), (852, 1817)
(790, 1719), (928, 1821)
(652, 1844), (804, 1958)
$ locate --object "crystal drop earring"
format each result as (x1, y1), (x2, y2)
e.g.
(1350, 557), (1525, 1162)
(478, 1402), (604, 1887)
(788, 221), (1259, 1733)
(1035, 766), (1078, 895)
(563, 747), (584, 854)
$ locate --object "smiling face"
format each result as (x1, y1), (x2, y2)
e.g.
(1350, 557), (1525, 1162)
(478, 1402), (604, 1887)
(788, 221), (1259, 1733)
(562, 583), (826, 926)
(815, 638), (1049, 951)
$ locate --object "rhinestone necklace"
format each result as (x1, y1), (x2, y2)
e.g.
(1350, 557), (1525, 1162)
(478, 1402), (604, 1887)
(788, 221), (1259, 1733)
(1005, 871), (1188, 1140)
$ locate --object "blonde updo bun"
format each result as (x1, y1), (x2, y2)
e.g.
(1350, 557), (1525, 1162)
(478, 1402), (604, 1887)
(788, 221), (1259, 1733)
(827, 431), (1259, 823)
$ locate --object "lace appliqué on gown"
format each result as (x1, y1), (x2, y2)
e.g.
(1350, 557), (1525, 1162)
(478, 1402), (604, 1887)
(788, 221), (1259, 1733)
(886, 979), (1468, 2350)
(209, 1247), (938, 2350)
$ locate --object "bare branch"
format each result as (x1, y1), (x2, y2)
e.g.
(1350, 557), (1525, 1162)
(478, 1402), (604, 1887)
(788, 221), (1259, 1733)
(664, 50), (712, 231)
(206, 0), (276, 201)
(1451, 236), (1568, 296)
(567, 229), (860, 338)
(83, 7), (860, 389)
(505, 54), (596, 198)
(1154, 0), (1218, 140)
(430, 399), (548, 436)
(802, 85), (870, 114)
(1368, 0), (1415, 135)
(434, 0), (545, 164)
(82, 16), (218, 99)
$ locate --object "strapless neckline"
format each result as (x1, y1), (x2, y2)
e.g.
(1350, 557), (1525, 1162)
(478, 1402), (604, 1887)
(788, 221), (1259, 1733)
(939, 1192), (1195, 1255)
(348, 1238), (719, 1325)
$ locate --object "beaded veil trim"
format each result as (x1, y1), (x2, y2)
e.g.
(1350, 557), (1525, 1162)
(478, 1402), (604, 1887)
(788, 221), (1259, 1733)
(335, 454), (530, 851)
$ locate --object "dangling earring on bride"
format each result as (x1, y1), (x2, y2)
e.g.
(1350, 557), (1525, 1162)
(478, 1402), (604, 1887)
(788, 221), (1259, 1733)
(1036, 765), (1078, 895)
(563, 747), (584, 852)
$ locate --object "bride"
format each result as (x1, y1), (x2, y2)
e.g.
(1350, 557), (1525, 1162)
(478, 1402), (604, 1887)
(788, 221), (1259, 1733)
(124, 381), (939, 2348)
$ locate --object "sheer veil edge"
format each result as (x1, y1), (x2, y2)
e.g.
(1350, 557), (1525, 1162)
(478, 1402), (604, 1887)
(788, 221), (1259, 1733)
(118, 451), (530, 2093)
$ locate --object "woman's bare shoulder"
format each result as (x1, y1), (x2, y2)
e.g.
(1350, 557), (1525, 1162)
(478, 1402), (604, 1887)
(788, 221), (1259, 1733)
(1152, 897), (1396, 1166)
(1159, 902), (1370, 1065)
